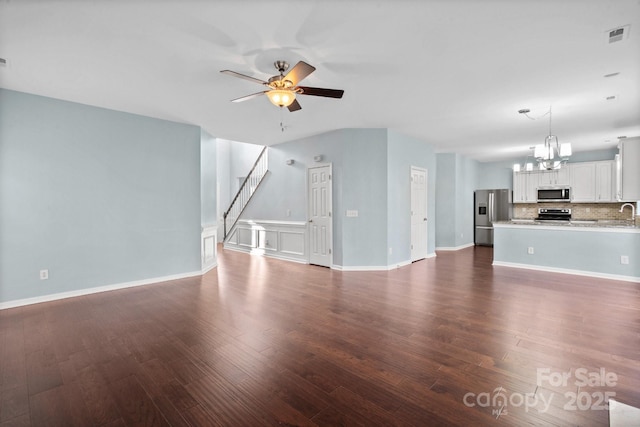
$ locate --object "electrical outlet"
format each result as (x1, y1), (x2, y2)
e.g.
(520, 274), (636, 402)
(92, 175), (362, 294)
(621, 255), (629, 265)
(389, 247), (393, 255)
(40, 269), (49, 280)
(286, 209), (291, 217)
(527, 247), (534, 255)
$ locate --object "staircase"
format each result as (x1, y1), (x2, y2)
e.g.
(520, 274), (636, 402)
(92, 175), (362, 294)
(223, 146), (269, 241)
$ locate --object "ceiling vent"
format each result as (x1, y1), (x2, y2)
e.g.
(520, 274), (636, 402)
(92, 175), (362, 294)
(0, 58), (6, 67)
(606, 25), (630, 43)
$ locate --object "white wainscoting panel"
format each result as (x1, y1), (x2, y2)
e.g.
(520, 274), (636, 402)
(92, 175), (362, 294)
(224, 220), (308, 263)
(201, 226), (218, 273)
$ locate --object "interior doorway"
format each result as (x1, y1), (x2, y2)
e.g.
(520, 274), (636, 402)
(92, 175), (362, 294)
(308, 164), (332, 267)
(410, 166), (428, 261)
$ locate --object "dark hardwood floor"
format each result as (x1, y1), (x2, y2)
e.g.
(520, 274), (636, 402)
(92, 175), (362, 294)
(1, 246), (639, 426)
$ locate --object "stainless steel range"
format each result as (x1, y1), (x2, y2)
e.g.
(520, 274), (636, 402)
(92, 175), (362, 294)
(536, 208), (571, 221)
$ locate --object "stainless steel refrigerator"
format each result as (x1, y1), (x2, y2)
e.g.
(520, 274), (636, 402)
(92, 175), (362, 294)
(474, 189), (512, 246)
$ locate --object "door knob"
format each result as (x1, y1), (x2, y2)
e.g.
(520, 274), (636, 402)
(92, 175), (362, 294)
(423, 218), (427, 221)
(309, 219), (313, 223)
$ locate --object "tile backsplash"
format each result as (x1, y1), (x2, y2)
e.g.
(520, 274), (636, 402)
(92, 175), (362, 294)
(514, 202), (636, 220)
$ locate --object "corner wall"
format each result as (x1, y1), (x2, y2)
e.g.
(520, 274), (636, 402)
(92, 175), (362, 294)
(435, 153), (478, 249)
(0, 89), (203, 306)
(234, 128), (438, 268)
(387, 129), (437, 262)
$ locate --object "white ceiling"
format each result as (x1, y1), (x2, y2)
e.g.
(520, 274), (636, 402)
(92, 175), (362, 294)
(1, 0), (639, 161)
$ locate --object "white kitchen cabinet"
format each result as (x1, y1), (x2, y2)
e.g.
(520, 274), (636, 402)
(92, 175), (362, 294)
(538, 167), (570, 187)
(513, 171), (539, 203)
(595, 161), (614, 202)
(617, 137), (640, 201)
(570, 162), (596, 202)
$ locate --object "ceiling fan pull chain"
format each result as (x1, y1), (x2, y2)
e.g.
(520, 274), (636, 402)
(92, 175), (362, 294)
(280, 107), (286, 132)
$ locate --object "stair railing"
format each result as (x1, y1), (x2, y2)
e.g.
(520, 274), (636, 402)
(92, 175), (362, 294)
(223, 146), (268, 240)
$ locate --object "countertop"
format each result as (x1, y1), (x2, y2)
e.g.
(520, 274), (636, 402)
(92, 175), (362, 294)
(494, 219), (640, 232)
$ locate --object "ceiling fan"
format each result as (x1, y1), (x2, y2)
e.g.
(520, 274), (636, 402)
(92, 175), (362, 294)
(220, 60), (344, 112)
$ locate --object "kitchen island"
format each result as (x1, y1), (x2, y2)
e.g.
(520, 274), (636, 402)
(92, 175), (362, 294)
(493, 220), (640, 282)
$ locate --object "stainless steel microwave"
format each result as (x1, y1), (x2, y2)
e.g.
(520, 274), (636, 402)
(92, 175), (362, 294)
(537, 187), (571, 202)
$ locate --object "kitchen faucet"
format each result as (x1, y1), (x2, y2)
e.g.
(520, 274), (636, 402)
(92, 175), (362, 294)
(619, 203), (636, 220)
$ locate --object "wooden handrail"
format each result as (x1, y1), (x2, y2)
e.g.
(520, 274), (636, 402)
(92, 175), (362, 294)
(223, 146), (268, 239)
(224, 146), (267, 220)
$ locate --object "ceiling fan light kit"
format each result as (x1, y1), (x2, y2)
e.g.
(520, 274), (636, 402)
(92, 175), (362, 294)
(221, 60), (344, 112)
(266, 89), (296, 107)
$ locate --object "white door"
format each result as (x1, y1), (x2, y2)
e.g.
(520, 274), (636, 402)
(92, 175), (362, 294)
(410, 167), (428, 262)
(308, 165), (332, 267)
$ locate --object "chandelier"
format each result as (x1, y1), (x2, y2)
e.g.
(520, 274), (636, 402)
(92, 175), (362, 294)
(515, 106), (572, 171)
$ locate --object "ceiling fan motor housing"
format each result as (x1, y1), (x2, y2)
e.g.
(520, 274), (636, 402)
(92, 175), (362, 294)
(274, 61), (289, 74)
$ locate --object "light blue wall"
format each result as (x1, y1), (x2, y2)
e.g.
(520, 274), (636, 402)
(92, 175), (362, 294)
(387, 129), (437, 261)
(242, 128), (390, 267)
(341, 130), (388, 266)
(435, 153), (478, 248)
(456, 155), (479, 247)
(239, 128), (437, 267)
(436, 154), (456, 248)
(569, 148), (617, 162)
(230, 140), (264, 194)
(0, 89), (203, 304)
(216, 139), (231, 229)
(477, 160), (513, 190)
(201, 129), (217, 228)
(494, 226), (639, 279)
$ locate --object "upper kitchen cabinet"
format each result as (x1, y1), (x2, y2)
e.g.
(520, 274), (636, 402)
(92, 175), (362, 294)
(538, 167), (570, 187)
(570, 162), (596, 202)
(568, 160), (615, 203)
(617, 137), (640, 201)
(513, 171), (539, 203)
(595, 161), (614, 202)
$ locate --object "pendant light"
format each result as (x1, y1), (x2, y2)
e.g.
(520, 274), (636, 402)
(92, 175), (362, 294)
(514, 106), (572, 171)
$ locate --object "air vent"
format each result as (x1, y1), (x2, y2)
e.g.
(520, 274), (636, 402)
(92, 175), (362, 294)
(0, 58), (6, 67)
(606, 25), (630, 43)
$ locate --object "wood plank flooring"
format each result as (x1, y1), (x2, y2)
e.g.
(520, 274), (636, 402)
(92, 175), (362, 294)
(1, 246), (639, 426)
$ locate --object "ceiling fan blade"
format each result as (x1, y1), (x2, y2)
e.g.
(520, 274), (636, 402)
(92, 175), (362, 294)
(287, 99), (302, 112)
(220, 70), (268, 86)
(284, 61), (316, 85)
(231, 91), (267, 103)
(298, 86), (344, 99)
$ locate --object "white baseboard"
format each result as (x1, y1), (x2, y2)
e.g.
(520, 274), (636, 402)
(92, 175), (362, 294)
(436, 243), (475, 251)
(333, 259), (412, 271)
(223, 244), (309, 264)
(492, 261), (640, 283)
(0, 270), (204, 311)
(201, 262), (218, 275)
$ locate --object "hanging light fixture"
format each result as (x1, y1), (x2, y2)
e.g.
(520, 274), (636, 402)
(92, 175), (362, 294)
(513, 147), (536, 172)
(515, 106), (572, 171)
(266, 89), (296, 108)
